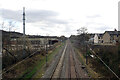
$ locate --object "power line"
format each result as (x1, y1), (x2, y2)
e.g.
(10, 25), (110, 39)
(0, 50), (39, 76)
(88, 45), (120, 80)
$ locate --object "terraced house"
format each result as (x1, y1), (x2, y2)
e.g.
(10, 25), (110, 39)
(102, 30), (120, 44)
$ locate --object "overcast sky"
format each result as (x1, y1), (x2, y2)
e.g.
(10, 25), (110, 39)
(0, 0), (120, 37)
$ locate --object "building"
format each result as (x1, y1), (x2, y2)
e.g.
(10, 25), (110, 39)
(103, 30), (120, 44)
(2, 30), (59, 50)
(94, 34), (103, 44)
(88, 33), (103, 44)
(88, 34), (95, 44)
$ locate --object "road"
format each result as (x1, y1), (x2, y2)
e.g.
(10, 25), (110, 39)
(43, 40), (89, 79)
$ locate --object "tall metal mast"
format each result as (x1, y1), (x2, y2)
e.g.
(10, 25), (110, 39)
(23, 7), (25, 58)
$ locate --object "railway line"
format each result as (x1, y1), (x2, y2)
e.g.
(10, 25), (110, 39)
(43, 40), (89, 79)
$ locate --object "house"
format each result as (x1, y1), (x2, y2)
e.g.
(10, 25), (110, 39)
(88, 33), (103, 44)
(102, 30), (120, 44)
(94, 34), (99, 43)
(93, 34), (103, 44)
(88, 34), (95, 44)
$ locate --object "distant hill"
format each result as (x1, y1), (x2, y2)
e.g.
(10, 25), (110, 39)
(1, 30), (60, 39)
(1, 30), (23, 38)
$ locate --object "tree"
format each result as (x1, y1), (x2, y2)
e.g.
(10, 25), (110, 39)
(77, 27), (89, 64)
(77, 27), (88, 35)
(1, 22), (4, 30)
(76, 27), (89, 42)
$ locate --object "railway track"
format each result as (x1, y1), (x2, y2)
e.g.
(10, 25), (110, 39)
(50, 44), (67, 79)
(43, 40), (89, 79)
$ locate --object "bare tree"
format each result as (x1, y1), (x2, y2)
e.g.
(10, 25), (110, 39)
(77, 27), (88, 35)
(1, 22), (4, 30)
(76, 27), (89, 43)
(77, 27), (89, 64)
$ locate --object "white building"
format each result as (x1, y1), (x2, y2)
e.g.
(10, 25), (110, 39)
(94, 34), (99, 43)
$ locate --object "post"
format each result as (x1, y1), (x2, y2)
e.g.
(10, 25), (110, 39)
(0, 28), (2, 79)
(45, 37), (48, 67)
(46, 43), (48, 67)
(23, 7), (25, 58)
(46, 34), (49, 67)
(86, 43), (88, 65)
(84, 33), (88, 65)
(8, 21), (12, 51)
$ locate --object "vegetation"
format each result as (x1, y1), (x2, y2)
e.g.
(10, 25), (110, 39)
(74, 48), (100, 78)
(3, 42), (64, 79)
(70, 28), (120, 78)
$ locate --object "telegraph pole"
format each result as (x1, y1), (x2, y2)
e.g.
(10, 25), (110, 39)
(46, 34), (49, 67)
(23, 7), (25, 58)
(45, 37), (48, 67)
(86, 43), (88, 65)
(84, 34), (88, 65)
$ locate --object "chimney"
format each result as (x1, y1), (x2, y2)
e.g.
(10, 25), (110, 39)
(114, 28), (117, 31)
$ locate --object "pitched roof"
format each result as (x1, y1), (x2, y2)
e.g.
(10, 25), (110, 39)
(105, 31), (120, 35)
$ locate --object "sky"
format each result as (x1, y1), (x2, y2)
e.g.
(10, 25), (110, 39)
(0, 0), (120, 37)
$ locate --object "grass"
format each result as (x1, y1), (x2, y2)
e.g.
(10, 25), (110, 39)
(74, 47), (100, 78)
(33, 43), (64, 78)
(3, 42), (64, 79)
(16, 53), (46, 79)
(21, 42), (65, 79)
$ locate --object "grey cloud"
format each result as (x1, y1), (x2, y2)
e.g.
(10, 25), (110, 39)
(46, 18), (68, 24)
(1, 9), (68, 24)
(26, 10), (58, 22)
(86, 14), (101, 18)
(86, 22), (104, 25)
(88, 25), (112, 32)
(86, 22), (113, 32)
(62, 24), (74, 32)
(2, 9), (22, 22)
(94, 26), (112, 31)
